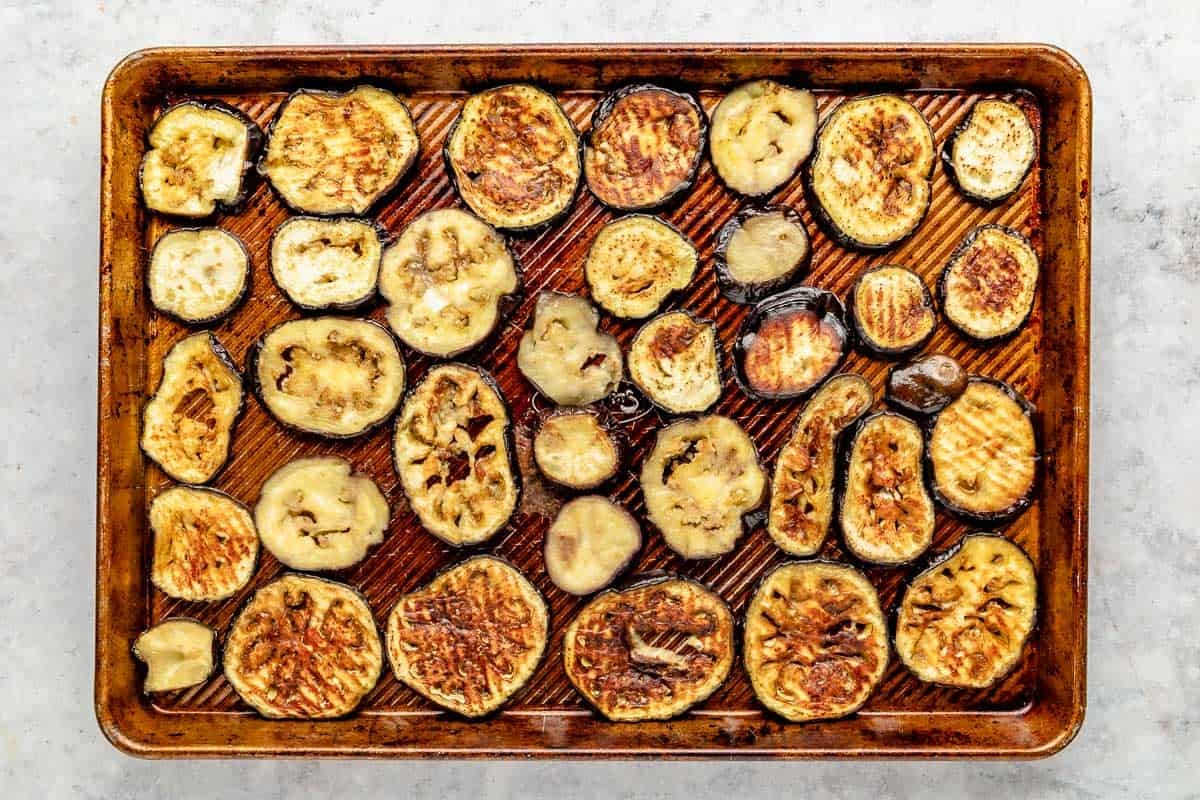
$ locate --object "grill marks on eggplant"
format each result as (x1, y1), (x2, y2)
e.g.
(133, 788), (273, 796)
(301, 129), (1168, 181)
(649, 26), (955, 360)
(133, 619), (218, 693)
(714, 206), (811, 304)
(944, 99), (1036, 204)
(544, 496), (642, 595)
(149, 228), (249, 323)
(709, 80), (818, 197)
(517, 292), (623, 406)
(940, 225), (1039, 342)
(532, 409), (621, 490)
(269, 217), (383, 311)
(849, 265), (936, 357)
(735, 287), (849, 400)
(584, 215), (698, 320)
(628, 310), (721, 414)
(150, 487), (258, 601)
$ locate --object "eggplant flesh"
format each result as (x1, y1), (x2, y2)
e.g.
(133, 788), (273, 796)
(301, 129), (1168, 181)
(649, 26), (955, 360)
(887, 354), (967, 415)
(517, 292), (623, 406)
(149, 228), (249, 323)
(133, 619), (217, 693)
(709, 80), (817, 197)
(544, 496), (642, 595)
(270, 217), (383, 310)
(735, 287), (849, 400)
(940, 225), (1039, 342)
(627, 310), (721, 414)
(944, 99), (1036, 204)
(849, 265), (936, 357)
(532, 410), (621, 490)
(714, 205), (810, 304)
(584, 215), (698, 320)
(150, 486), (258, 601)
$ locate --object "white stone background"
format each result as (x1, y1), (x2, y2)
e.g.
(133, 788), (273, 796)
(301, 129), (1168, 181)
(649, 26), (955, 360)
(1, 1), (1196, 797)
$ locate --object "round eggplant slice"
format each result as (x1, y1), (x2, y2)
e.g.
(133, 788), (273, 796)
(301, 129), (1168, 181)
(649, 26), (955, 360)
(141, 332), (243, 484)
(940, 224), (1039, 342)
(392, 364), (518, 547)
(563, 576), (735, 721)
(132, 619), (217, 693)
(386, 555), (548, 717)
(444, 84), (581, 231)
(532, 409), (621, 491)
(840, 412), (935, 565)
(379, 208), (519, 358)
(768, 374), (874, 556)
(150, 486), (258, 601)
(896, 533), (1037, 688)
(848, 265), (936, 357)
(713, 205), (810, 304)
(251, 317), (405, 438)
(517, 292), (623, 406)
(584, 84), (706, 211)
(584, 215), (698, 320)
(640, 415), (766, 559)
(148, 228), (249, 323)
(709, 80), (818, 197)
(261, 85), (418, 215)
(943, 99), (1036, 205)
(269, 217), (384, 311)
(254, 457), (388, 571)
(544, 496), (642, 595)
(744, 562), (888, 721)
(223, 574), (383, 719)
(807, 94), (935, 249)
(627, 310), (721, 415)
(886, 354), (967, 416)
(734, 286), (849, 400)
(928, 378), (1037, 522)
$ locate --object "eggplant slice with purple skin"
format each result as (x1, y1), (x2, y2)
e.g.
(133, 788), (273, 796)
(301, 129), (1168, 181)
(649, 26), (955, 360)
(544, 495), (642, 596)
(517, 291), (624, 406)
(709, 79), (818, 198)
(132, 618), (218, 693)
(150, 485), (258, 602)
(942, 98), (1036, 205)
(734, 286), (849, 401)
(148, 228), (250, 324)
(886, 354), (967, 416)
(713, 205), (811, 304)
(939, 224), (1040, 343)
(627, 310), (722, 415)
(584, 214), (698, 320)
(532, 408), (622, 491)
(848, 265), (937, 358)
(269, 216), (386, 311)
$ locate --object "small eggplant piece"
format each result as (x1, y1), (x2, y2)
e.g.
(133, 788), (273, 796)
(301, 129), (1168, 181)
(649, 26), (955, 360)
(709, 80), (818, 197)
(150, 486), (258, 601)
(584, 215), (698, 320)
(627, 310), (722, 415)
(517, 292), (623, 406)
(713, 205), (811, 304)
(886, 354), (967, 415)
(848, 265), (936, 357)
(939, 224), (1039, 343)
(544, 496), (642, 595)
(148, 228), (249, 324)
(734, 286), (849, 400)
(943, 99), (1036, 205)
(269, 217), (385, 311)
(532, 409), (621, 491)
(132, 619), (217, 693)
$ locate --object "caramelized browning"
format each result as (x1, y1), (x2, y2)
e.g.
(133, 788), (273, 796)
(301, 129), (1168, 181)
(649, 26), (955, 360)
(741, 309), (845, 398)
(150, 487), (258, 601)
(584, 215), (697, 319)
(941, 225), (1039, 341)
(628, 311), (721, 414)
(851, 265), (935, 354)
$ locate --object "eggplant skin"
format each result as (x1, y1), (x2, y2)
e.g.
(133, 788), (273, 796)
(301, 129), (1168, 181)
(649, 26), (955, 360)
(544, 495), (642, 596)
(938, 224), (1039, 343)
(886, 354), (967, 416)
(734, 286), (849, 401)
(268, 216), (387, 312)
(942, 98), (1036, 205)
(532, 408), (622, 491)
(713, 205), (811, 304)
(627, 310), (722, 415)
(148, 227), (250, 324)
(709, 80), (817, 198)
(132, 618), (218, 694)
(848, 265), (936, 358)
(584, 214), (698, 320)
(149, 486), (258, 602)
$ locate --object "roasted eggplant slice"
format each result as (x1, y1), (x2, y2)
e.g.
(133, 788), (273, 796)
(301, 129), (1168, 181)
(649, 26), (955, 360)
(896, 533), (1037, 688)
(445, 84), (581, 231)
(150, 486), (258, 601)
(544, 496), (642, 595)
(584, 215), (698, 320)
(261, 86), (418, 215)
(768, 374), (873, 556)
(735, 286), (849, 400)
(744, 562), (888, 721)
(807, 95), (935, 249)
(713, 205), (810, 304)
(379, 207), (519, 358)
(939, 224), (1039, 342)
(848, 265), (936, 357)
(584, 84), (706, 211)
(392, 364), (518, 546)
(141, 332), (242, 484)
(269, 217), (384, 311)
(254, 457), (388, 571)
(640, 415), (766, 559)
(709, 80), (817, 197)
(250, 317), (405, 438)
(148, 228), (249, 323)
(943, 99), (1036, 205)
(628, 310), (721, 414)
(517, 292), (623, 406)
(928, 378), (1037, 522)
(223, 574), (383, 718)
(132, 619), (217, 693)
(386, 555), (548, 717)
(532, 409), (621, 490)
(887, 354), (967, 415)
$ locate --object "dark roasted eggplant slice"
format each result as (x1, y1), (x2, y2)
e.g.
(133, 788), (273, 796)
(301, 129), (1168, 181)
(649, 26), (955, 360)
(713, 205), (810, 304)
(532, 409), (621, 490)
(386, 555), (548, 717)
(544, 496), (642, 595)
(939, 224), (1039, 342)
(627, 310), (721, 414)
(584, 215), (698, 319)
(563, 576), (734, 721)
(744, 562), (888, 721)
(150, 486), (258, 601)
(132, 618), (217, 693)
(848, 265), (936, 357)
(709, 80), (817, 197)
(886, 354), (967, 415)
(735, 286), (849, 400)
(943, 99), (1036, 205)
(517, 291), (623, 406)
(149, 228), (249, 324)
(269, 217), (384, 311)
(896, 533), (1037, 688)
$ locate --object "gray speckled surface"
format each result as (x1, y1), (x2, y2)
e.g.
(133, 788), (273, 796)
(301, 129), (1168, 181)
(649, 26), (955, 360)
(1, 1), (1197, 797)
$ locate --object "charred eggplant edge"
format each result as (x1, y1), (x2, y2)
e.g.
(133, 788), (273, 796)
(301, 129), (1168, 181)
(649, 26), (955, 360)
(131, 616), (220, 694)
(846, 264), (937, 358)
(267, 216), (391, 312)
(627, 309), (725, 415)
(940, 97), (1037, 206)
(712, 204), (811, 304)
(529, 405), (625, 491)
(936, 223), (1039, 345)
(147, 227), (251, 325)
(148, 484), (260, 601)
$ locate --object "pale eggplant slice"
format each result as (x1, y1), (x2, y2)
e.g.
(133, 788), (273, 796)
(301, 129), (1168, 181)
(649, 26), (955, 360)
(943, 99), (1036, 205)
(886, 354), (967, 416)
(563, 576), (735, 721)
(744, 562), (888, 721)
(148, 228), (250, 323)
(141, 332), (243, 484)
(713, 205), (811, 304)
(517, 292), (623, 406)
(848, 265), (936, 357)
(223, 574), (383, 719)
(939, 225), (1039, 343)
(269, 217), (385, 311)
(386, 555), (548, 717)
(627, 310), (721, 415)
(584, 215), (698, 320)
(532, 409), (621, 490)
(896, 533), (1037, 689)
(150, 486), (258, 601)
(379, 208), (520, 358)
(709, 80), (818, 197)
(734, 286), (849, 400)
(640, 415), (766, 559)
(132, 619), (217, 693)
(544, 496), (642, 595)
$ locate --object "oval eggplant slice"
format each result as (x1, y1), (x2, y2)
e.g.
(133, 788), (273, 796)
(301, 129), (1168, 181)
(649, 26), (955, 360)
(928, 378), (1037, 522)
(379, 208), (520, 358)
(150, 486), (258, 601)
(848, 265), (936, 357)
(251, 317), (405, 438)
(939, 224), (1039, 343)
(148, 228), (249, 324)
(141, 332), (243, 484)
(132, 618), (217, 693)
(261, 85), (418, 215)
(517, 292), (623, 406)
(254, 456), (388, 571)
(444, 84), (581, 231)
(744, 562), (888, 721)
(709, 79), (817, 197)
(768, 374), (874, 556)
(735, 286), (849, 400)
(807, 94), (935, 249)
(532, 409), (621, 491)
(269, 217), (384, 311)
(943, 99), (1036, 205)
(386, 555), (548, 717)
(713, 205), (811, 304)
(392, 364), (518, 546)
(896, 533), (1037, 688)
(544, 496), (642, 595)
(886, 354), (967, 416)
(224, 574), (383, 719)
(627, 310), (721, 415)
(640, 415), (766, 559)
(584, 215), (698, 320)
(584, 84), (706, 211)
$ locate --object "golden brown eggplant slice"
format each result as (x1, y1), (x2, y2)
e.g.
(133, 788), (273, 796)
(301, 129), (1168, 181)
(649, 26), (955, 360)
(886, 354), (967, 416)
(735, 286), (849, 400)
(269, 217), (385, 311)
(132, 618), (218, 693)
(517, 292), (623, 406)
(532, 409), (621, 491)
(544, 496), (642, 595)
(848, 265), (936, 357)
(943, 99), (1036, 205)
(584, 215), (698, 320)
(148, 228), (249, 324)
(150, 486), (258, 601)
(709, 80), (817, 197)
(713, 205), (811, 304)
(627, 310), (722, 415)
(939, 224), (1039, 343)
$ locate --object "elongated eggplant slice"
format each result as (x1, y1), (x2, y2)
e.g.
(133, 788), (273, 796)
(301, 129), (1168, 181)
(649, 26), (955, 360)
(849, 265), (936, 357)
(943, 99), (1036, 205)
(584, 215), (698, 320)
(584, 84), (706, 211)
(224, 574), (382, 718)
(379, 208), (519, 358)
(150, 486), (258, 601)
(445, 84), (581, 231)
(564, 576), (734, 721)
(735, 286), (849, 400)
(713, 205), (810, 304)
(641, 415), (766, 559)
(251, 317), (405, 438)
(545, 496), (642, 595)
(517, 292), (623, 406)
(139, 101), (261, 218)
(928, 378), (1037, 522)
(133, 619), (217, 693)
(269, 217), (384, 311)
(141, 332), (242, 484)
(149, 228), (249, 323)
(887, 354), (966, 415)
(710, 80), (817, 197)
(628, 310), (721, 414)
(261, 86), (418, 215)
(896, 533), (1037, 688)
(807, 95), (934, 249)
(254, 457), (388, 571)
(392, 364), (518, 546)
(939, 225), (1039, 342)
(768, 374), (873, 556)
(532, 409), (621, 490)
(744, 562), (888, 721)
(386, 555), (548, 717)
